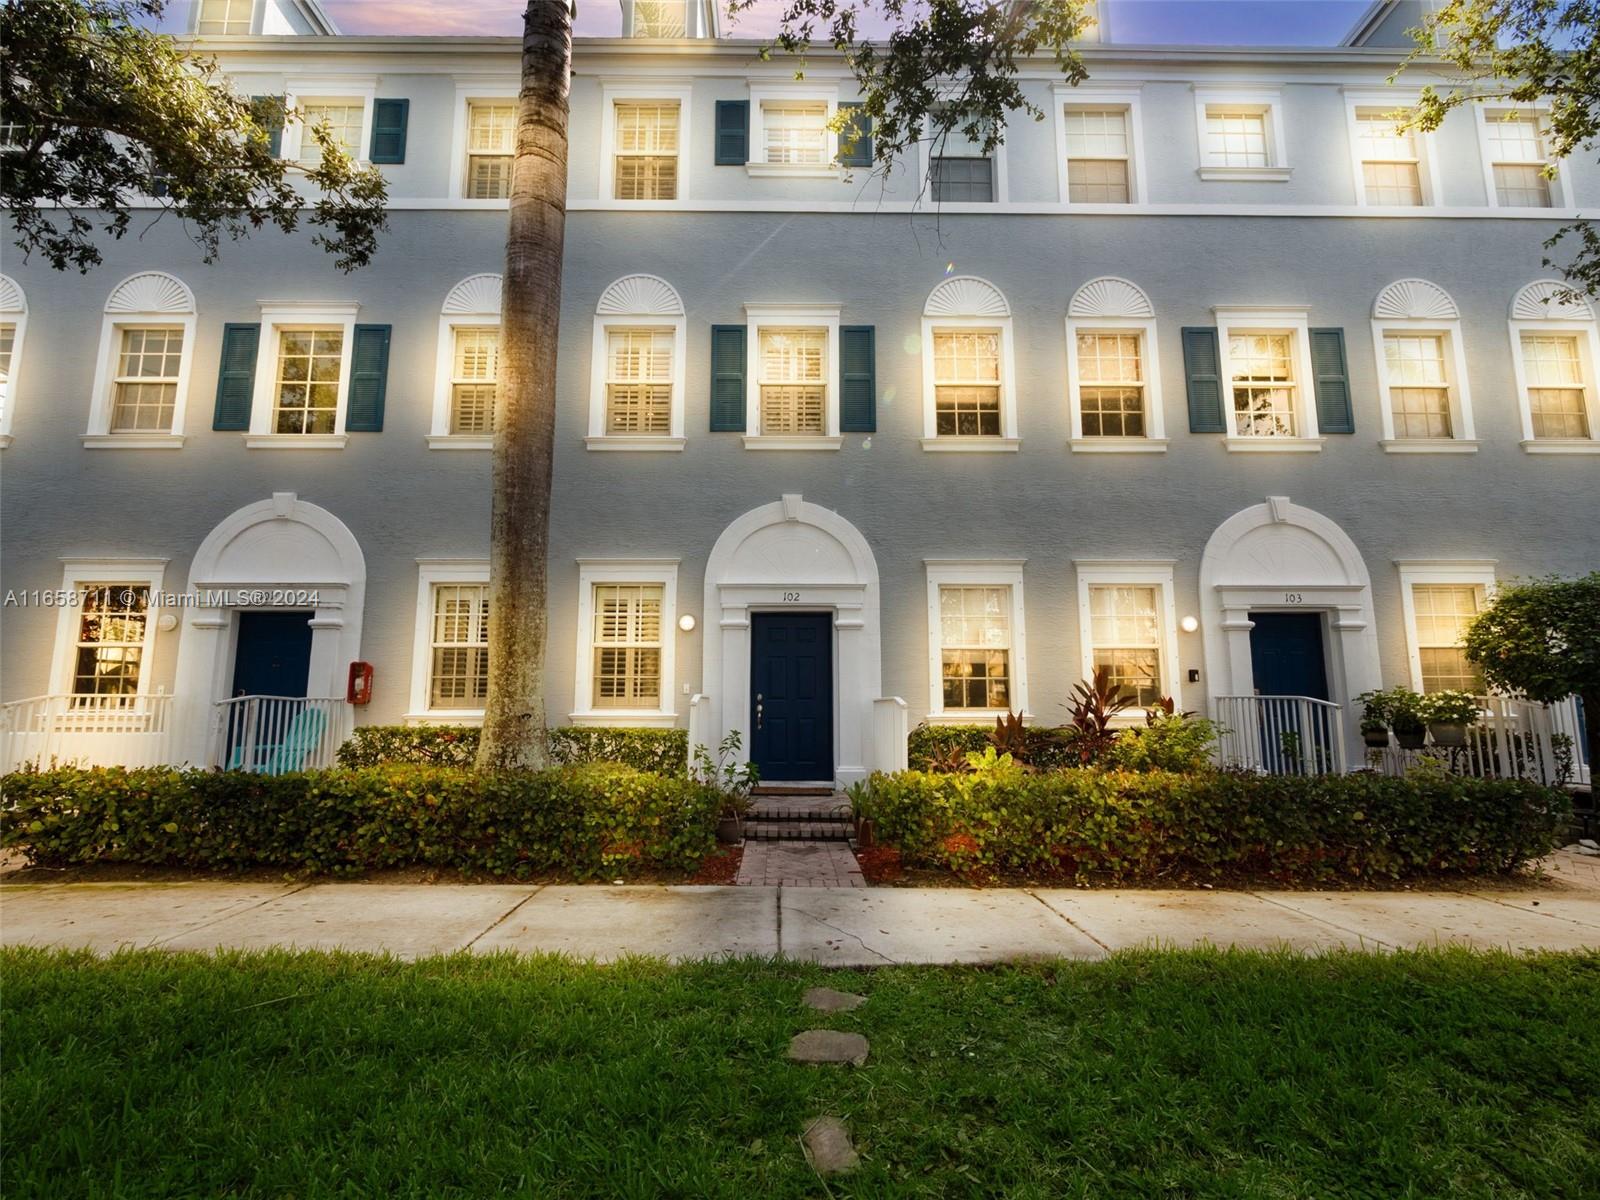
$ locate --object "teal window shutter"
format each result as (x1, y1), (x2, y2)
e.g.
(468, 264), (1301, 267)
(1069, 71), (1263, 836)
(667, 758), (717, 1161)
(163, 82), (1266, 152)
(709, 325), (747, 431)
(840, 325), (876, 432)
(346, 324), (392, 432)
(715, 101), (748, 165)
(1310, 327), (1355, 434)
(838, 102), (873, 167)
(212, 323), (260, 431)
(1182, 327), (1226, 434)
(370, 98), (409, 164)
(250, 95), (284, 157)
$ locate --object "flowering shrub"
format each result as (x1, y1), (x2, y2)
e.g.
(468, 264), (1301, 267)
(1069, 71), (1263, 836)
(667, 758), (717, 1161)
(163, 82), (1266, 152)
(851, 768), (1568, 884)
(1, 764), (719, 879)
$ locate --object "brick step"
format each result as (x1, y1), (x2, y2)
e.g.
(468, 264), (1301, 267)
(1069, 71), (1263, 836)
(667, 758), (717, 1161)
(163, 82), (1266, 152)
(744, 819), (855, 842)
(751, 801), (852, 821)
(751, 783), (838, 797)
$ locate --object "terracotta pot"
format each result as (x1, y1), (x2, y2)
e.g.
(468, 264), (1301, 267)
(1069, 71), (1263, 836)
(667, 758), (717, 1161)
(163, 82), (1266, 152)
(1428, 721), (1468, 748)
(716, 815), (743, 845)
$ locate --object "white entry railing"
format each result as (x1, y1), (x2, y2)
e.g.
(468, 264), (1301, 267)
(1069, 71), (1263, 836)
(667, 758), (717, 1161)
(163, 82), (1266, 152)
(212, 696), (351, 775)
(1215, 695), (1348, 777)
(0, 694), (179, 774)
(1372, 694), (1587, 788)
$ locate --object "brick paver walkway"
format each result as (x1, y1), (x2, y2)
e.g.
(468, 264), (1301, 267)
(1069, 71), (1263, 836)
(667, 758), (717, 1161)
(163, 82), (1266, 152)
(736, 841), (866, 887)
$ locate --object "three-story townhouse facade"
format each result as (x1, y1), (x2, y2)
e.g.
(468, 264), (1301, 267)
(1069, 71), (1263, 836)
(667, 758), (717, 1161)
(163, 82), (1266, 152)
(2, 0), (1595, 783)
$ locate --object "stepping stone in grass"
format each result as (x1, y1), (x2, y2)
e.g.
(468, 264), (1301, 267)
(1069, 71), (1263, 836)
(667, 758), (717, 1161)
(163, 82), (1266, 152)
(802, 1115), (860, 1174)
(803, 986), (866, 1013)
(789, 1029), (870, 1066)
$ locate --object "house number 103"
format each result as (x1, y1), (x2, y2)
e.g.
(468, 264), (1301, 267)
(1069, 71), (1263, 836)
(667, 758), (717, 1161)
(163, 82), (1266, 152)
(1283, 592), (1304, 604)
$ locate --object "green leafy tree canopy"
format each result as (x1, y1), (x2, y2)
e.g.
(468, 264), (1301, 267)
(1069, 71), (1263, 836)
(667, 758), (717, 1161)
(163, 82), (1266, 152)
(0, 0), (388, 272)
(1400, 1), (1600, 295)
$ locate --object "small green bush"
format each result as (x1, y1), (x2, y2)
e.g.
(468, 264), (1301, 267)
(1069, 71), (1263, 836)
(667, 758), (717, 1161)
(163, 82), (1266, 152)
(907, 723), (1081, 771)
(1104, 713), (1220, 773)
(852, 769), (1569, 884)
(336, 725), (688, 774)
(0, 764), (719, 879)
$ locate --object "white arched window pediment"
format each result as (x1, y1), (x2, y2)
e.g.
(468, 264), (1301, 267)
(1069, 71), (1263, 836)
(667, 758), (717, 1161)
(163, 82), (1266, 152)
(586, 274), (688, 450)
(0, 274), (27, 443)
(84, 270), (198, 446)
(1068, 276), (1154, 319)
(1373, 278), (1458, 321)
(442, 273), (503, 316)
(920, 276), (1018, 448)
(1369, 279), (1476, 449)
(1507, 280), (1600, 452)
(1510, 279), (1594, 322)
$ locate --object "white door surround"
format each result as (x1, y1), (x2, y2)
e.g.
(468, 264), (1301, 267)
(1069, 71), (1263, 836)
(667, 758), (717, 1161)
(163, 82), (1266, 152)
(1198, 496), (1380, 725)
(700, 494), (881, 785)
(171, 492), (366, 762)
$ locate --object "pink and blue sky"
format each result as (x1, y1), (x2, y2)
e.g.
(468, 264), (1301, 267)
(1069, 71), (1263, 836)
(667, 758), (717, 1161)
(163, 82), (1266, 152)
(191, 2), (1382, 45)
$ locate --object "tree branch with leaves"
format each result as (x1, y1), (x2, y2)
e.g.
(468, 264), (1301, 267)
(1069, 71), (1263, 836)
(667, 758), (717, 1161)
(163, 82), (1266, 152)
(1, 0), (388, 273)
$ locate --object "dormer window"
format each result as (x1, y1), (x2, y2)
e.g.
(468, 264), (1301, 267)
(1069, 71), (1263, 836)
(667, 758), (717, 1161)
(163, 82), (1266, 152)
(197, 0), (254, 35)
(632, 0), (687, 37)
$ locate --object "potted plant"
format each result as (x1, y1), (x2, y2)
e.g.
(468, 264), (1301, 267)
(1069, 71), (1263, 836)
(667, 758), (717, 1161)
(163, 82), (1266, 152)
(717, 796), (751, 845)
(694, 730), (759, 844)
(1388, 689), (1428, 750)
(1356, 689), (1393, 748)
(1420, 689), (1479, 747)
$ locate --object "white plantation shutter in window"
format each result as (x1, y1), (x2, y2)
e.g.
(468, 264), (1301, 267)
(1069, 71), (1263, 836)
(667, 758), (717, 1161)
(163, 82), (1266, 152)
(606, 329), (674, 434)
(592, 584), (664, 707)
(451, 327), (500, 435)
(430, 584), (489, 708)
(758, 328), (826, 434)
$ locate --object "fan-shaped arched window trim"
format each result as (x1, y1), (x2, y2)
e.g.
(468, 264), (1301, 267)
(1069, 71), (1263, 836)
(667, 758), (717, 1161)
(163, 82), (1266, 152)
(1506, 279), (1600, 453)
(430, 274), (504, 448)
(1065, 277), (1167, 451)
(1369, 279), (1478, 452)
(0, 274), (27, 446)
(586, 274), (688, 452)
(84, 271), (198, 448)
(919, 276), (1019, 451)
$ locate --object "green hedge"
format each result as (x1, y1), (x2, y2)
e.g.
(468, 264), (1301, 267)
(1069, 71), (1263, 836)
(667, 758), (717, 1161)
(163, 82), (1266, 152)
(907, 724), (1081, 771)
(336, 725), (688, 774)
(1, 764), (718, 879)
(852, 768), (1570, 884)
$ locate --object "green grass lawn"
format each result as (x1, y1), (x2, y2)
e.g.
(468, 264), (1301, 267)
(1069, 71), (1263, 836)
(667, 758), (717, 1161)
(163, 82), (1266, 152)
(4, 948), (1597, 1199)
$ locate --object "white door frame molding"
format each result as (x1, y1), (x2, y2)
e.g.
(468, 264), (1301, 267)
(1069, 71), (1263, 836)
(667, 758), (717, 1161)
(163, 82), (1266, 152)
(700, 494), (881, 785)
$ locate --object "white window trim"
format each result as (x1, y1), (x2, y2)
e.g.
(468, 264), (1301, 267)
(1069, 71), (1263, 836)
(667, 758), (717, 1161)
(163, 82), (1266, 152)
(47, 558), (169, 700)
(1073, 559), (1180, 724)
(741, 302), (842, 450)
(1213, 306), (1324, 452)
(1342, 89), (1441, 208)
(923, 559), (1029, 723)
(430, 314), (499, 450)
(282, 79), (377, 166)
(598, 81), (694, 205)
(586, 315), (688, 451)
(407, 559), (490, 724)
(1371, 318), (1478, 452)
(246, 301), (360, 449)
(1065, 314), (1166, 451)
(1193, 85), (1291, 182)
(191, 0), (260, 35)
(1394, 560), (1496, 695)
(1508, 308), (1600, 454)
(0, 274), (28, 448)
(916, 121), (1010, 206)
(920, 314), (1020, 452)
(448, 80), (519, 203)
(571, 559), (680, 726)
(84, 274), (197, 449)
(1474, 103), (1572, 210)
(1052, 83), (1147, 206)
(746, 83), (842, 178)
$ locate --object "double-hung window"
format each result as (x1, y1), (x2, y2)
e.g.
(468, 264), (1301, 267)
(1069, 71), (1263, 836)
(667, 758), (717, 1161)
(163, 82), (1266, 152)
(1371, 279), (1475, 450)
(110, 329), (184, 433)
(85, 271), (197, 448)
(1383, 333), (1455, 438)
(1075, 333), (1146, 436)
(1482, 110), (1556, 208)
(1508, 282), (1600, 452)
(614, 102), (679, 200)
(1228, 332), (1297, 437)
(931, 114), (997, 202)
(1205, 107), (1269, 167)
(71, 585), (150, 701)
(1412, 584), (1486, 694)
(926, 561), (1029, 719)
(606, 328), (674, 435)
(244, 300), (360, 447)
(764, 102), (828, 165)
(1195, 88), (1288, 180)
(933, 332), (1002, 436)
(1354, 108), (1423, 205)
(1063, 107), (1132, 203)
(429, 583), (489, 711)
(196, 0), (253, 34)
(450, 328), (499, 435)
(0, 274), (25, 444)
(0, 321), (16, 434)
(573, 561), (678, 722)
(758, 328), (827, 435)
(298, 101), (365, 165)
(272, 328), (344, 435)
(1066, 278), (1164, 450)
(1076, 562), (1177, 713)
(465, 102), (516, 199)
(1521, 334), (1590, 439)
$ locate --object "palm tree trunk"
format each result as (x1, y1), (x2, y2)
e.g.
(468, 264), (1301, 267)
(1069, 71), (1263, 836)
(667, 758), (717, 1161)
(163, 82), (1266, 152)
(476, 1), (571, 770)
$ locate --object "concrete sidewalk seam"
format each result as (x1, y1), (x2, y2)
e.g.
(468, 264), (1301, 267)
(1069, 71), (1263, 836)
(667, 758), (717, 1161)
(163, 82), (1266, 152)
(1026, 891), (1110, 952)
(149, 882), (316, 949)
(461, 885), (547, 951)
(1466, 891), (1600, 931)
(1247, 892), (1395, 950)
(784, 900), (897, 965)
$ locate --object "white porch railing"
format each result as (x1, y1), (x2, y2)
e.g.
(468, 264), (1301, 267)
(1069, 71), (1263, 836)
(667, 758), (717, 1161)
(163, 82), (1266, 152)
(1372, 694), (1587, 788)
(211, 696), (351, 774)
(1215, 695), (1348, 777)
(0, 694), (180, 774)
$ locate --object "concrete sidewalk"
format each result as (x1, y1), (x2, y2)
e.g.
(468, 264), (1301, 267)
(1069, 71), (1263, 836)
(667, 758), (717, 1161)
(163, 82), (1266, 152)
(4, 851), (1597, 965)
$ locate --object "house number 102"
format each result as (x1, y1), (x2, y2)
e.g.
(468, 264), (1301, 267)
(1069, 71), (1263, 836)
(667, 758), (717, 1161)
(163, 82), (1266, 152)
(782, 592), (801, 602)
(1283, 592), (1304, 604)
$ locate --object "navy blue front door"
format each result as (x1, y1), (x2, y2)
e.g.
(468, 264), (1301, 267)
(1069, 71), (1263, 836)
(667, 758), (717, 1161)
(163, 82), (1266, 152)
(231, 612), (314, 698)
(750, 612), (833, 782)
(1248, 613), (1329, 699)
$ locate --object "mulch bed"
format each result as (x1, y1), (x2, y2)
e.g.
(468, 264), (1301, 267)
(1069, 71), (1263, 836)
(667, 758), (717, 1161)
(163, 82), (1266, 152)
(686, 845), (743, 885)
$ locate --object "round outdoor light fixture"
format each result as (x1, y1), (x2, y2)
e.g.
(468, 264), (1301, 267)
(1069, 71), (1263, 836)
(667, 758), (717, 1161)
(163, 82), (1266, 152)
(678, 614), (697, 633)
(1180, 615), (1199, 634)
